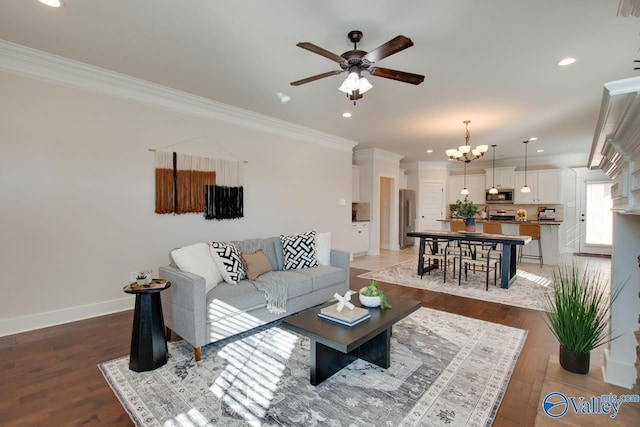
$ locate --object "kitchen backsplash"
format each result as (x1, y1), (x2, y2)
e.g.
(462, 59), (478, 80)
(352, 203), (371, 221)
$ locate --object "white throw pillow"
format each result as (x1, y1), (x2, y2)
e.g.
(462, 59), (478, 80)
(171, 243), (222, 294)
(316, 232), (331, 266)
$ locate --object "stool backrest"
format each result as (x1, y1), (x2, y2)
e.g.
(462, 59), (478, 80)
(483, 222), (502, 234)
(450, 220), (465, 232)
(519, 223), (541, 239)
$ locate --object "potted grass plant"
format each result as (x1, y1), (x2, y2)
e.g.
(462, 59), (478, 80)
(543, 263), (621, 374)
(452, 196), (480, 231)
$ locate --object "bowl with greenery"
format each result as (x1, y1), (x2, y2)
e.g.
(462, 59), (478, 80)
(543, 263), (621, 374)
(359, 281), (391, 309)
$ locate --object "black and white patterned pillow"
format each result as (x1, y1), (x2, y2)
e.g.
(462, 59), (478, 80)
(280, 230), (319, 270)
(210, 242), (246, 285)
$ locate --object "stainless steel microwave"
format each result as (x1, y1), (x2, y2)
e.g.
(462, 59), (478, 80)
(485, 189), (514, 204)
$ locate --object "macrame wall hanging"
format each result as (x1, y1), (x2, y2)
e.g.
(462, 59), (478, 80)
(153, 142), (245, 220)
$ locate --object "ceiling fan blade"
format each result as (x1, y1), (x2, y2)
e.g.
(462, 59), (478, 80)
(368, 67), (425, 85)
(296, 42), (346, 63)
(290, 70), (344, 86)
(363, 35), (414, 63)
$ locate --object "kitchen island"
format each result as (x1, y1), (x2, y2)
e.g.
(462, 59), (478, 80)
(438, 219), (561, 265)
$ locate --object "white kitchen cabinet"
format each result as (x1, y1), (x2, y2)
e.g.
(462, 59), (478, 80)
(448, 173), (485, 204)
(352, 222), (369, 255)
(485, 167), (515, 189)
(352, 165), (361, 202)
(514, 170), (562, 204)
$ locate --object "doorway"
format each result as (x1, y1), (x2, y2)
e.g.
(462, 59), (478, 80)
(579, 181), (612, 255)
(418, 180), (445, 231)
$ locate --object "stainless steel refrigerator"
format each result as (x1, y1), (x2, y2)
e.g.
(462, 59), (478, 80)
(399, 189), (416, 248)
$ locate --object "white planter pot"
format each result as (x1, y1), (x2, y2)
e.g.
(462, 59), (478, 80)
(359, 294), (381, 308)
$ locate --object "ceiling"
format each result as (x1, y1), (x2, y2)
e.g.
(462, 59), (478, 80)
(1, 0), (638, 167)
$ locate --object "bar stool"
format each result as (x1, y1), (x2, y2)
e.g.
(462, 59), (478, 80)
(518, 223), (543, 266)
(482, 222), (502, 235)
(477, 222), (503, 273)
(449, 220), (465, 232)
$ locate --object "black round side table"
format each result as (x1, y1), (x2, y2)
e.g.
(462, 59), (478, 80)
(123, 281), (171, 372)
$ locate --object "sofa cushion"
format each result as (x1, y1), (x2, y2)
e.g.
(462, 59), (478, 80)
(298, 266), (348, 292)
(241, 249), (272, 281)
(264, 270), (313, 299)
(170, 243), (222, 293)
(206, 270), (313, 322)
(280, 230), (319, 270)
(210, 242), (246, 285)
(232, 237), (280, 271)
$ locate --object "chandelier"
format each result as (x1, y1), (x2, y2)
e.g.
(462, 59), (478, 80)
(445, 120), (489, 162)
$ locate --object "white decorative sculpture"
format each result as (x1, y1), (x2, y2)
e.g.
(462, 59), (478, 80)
(334, 290), (357, 312)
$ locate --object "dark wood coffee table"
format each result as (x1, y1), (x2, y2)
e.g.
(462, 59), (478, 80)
(282, 294), (421, 386)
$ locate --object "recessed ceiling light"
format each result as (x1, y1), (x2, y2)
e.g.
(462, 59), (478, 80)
(39, 0), (64, 7)
(537, 149), (544, 153)
(557, 57), (576, 66)
(426, 149), (433, 153)
(529, 137), (538, 141)
(342, 112), (352, 118)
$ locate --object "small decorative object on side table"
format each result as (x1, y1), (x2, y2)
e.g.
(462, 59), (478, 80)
(123, 279), (171, 372)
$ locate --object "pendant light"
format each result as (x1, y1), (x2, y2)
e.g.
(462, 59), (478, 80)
(488, 144), (498, 194)
(521, 140), (531, 193)
(461, 162), (469, 195)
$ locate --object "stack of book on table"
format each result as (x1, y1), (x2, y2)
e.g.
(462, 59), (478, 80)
(318, 303), (370, 327)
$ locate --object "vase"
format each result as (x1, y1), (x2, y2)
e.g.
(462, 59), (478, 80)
(559, 346), (590, 374)
(359, 294), (381, 308)
(464, 218), (476, 232)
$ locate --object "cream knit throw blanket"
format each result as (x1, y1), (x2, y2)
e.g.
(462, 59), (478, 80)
(253, 273), (288, 314)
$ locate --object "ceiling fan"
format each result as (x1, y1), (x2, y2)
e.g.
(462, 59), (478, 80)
(290, 30), (425, 104)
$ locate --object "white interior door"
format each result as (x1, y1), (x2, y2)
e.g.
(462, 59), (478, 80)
(418, 181), (445, 231)
(579, 181), (612, 255)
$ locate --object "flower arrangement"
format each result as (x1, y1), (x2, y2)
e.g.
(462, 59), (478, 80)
(516, 209), (527, 221)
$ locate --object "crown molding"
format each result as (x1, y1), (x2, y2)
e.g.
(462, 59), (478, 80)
(354, 148), (405, 163)
(0, 40), (357, 152)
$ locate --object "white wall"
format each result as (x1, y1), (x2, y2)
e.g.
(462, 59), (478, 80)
(0, 70), (355, 335)
(354, 149), (403, 255)
(604, 213), (640, 388)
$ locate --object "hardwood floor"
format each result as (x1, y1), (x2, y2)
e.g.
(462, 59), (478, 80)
(0, 254), (635, 426)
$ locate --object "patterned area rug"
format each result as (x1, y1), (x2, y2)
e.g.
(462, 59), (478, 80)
(358, 260), (552, 311)
(100, 308), (526, 427)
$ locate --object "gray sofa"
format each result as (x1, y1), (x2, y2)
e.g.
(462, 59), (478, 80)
(159, 236), (350, 361)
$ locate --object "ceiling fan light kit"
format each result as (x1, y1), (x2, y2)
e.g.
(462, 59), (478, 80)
(291, 30), (425, 104)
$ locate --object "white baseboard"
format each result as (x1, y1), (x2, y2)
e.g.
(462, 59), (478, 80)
(602, 349), (635, 389)
(0, 296), (133, 337)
